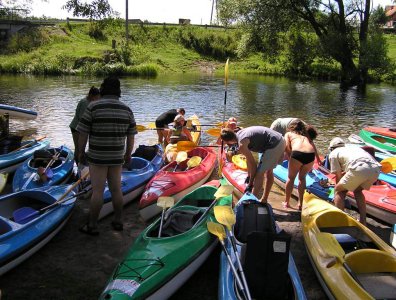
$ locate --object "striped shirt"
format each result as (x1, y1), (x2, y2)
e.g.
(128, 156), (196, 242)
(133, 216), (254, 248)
(76, 96), (137, 165)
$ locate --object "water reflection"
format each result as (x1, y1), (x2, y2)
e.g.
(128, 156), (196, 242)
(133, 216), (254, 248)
(0, 74), (395, 155)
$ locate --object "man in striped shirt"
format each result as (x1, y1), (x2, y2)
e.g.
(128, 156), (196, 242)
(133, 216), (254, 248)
(77, 76), (137, 235)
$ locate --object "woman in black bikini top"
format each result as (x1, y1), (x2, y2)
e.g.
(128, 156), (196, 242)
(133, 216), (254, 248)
(283, 120), (320, 210)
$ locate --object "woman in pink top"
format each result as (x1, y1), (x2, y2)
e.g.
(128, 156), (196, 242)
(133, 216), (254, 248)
(284, 120), (320, 210)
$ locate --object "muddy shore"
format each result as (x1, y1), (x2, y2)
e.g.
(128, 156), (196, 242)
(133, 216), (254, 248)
(0, 172), (392, 300)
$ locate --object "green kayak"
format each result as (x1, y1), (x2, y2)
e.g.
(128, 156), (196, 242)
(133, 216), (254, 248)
(100, 183), (232, 300)
(359, 129), (396, 154)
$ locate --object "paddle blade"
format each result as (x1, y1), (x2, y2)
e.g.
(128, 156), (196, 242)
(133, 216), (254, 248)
(214, 205), (235, 231)
(157, 196), (175, 208)
(187, 156), (202, 169)
(207, 221), (226, 242)
(214, 185), (234, 199)
(136, 125), (148, 132)
(176, 151), (188, 163)
(177, 141), (196, 152)
(13, 207), (39, 224)
(206, 128), (221, 137)
(148, 122), (156, 129)
(381, 157), (396, 171)
(381, 161), (393, 173)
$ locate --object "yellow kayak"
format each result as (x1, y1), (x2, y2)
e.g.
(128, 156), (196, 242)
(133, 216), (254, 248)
(301, 192), (396, 300)
(165, 115), (201, 162)
(231, 154), (247, 170)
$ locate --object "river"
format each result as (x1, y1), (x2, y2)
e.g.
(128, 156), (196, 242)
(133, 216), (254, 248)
(0, 73), (395, 155)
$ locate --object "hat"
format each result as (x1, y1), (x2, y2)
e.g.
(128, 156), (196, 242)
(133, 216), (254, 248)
(228, 117), (237, 125)
(328, 137), (345, 150)
(174, 114), (185, 123)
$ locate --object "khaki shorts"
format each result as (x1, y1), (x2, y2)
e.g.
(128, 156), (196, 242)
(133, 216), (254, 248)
(339, 165), (380, 191)
(257, 138), (286, 172)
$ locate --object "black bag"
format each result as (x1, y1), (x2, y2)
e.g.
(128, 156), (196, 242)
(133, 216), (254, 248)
(244, 230), (291, 299)
(234, 200), (275, 243)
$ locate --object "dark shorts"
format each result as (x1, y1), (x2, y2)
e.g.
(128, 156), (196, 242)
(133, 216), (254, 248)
(291, 151), (315, 165)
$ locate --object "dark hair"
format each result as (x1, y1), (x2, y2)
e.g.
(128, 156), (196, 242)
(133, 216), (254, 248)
(306, 125), (318, 140)
(100, 76), (121, 97)
(178, 108), (185, 115)
(88, 86), (100, 97)
(221, 128), (237, 142)
(287, 119), (307, 136)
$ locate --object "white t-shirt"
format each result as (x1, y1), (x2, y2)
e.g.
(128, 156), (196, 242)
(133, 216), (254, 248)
(329, 146), (380, 173)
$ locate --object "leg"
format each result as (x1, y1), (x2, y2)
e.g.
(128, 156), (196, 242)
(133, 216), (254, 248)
(107, 165), (123, 225)
(260, 169), (274, 203)
(157, 129), (164, 144)
(334, 184), (348, 211)
(284, 159), (301, 207)
(253, 170), (264, 199)
(353, 188), (367, 225)
(297, 162), (314, 209)
(87, 164), (108, 229)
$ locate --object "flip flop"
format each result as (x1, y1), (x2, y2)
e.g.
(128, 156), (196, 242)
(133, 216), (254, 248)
(282, 202), (290, 209)
(79, 223), (99, 236)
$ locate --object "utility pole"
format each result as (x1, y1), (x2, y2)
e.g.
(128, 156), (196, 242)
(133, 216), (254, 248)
(210, 0), (214, 25)
(125, 0), (129, 42)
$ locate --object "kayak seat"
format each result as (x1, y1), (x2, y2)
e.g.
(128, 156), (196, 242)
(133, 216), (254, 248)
(320, 226), (375, 252)
(154, 209), (202, 237)
(0, 218), (12, 234)
(132, 145), (158, 161)
(125, 157), (150, 171)
(181, 198), (214, 207)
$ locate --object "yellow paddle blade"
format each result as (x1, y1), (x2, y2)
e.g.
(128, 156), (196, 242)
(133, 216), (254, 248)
(214, 205), (235, 231)
(207, 221), (226, 242)
(148, 122), (156, 129)
(381, 161), (393, 173)
(136, 125), (148, 132)
(186, 119), (193, 128)
(225, 58), (229, 86)
(177, 141), (197, 152)
(381, 157), (396, 171)
(157, 196), (175, 208)
(175, 151), (188, 163)
(232, 154), (247, 170)
(214, 185), (234, 199)
(187, 156), (202, 169)
(207, 128), (221, 137)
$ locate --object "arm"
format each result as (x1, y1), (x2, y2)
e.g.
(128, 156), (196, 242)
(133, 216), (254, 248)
(284, 132), (292, 159)
(124, 134), (135, 166)
(183, 127), (193, 141)
(78, 132), (88, 164)
(238, 138), (256, 186)
(311, 142), (322, 165)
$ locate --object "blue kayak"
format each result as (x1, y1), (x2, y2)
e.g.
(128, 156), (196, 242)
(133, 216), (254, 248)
(0, 104), (37, 120)
(0, 185), (76, 275)
(0, 138), (50, 173)
(98, 144), (164, 220)
(218, 192), (307, 300)
(374, 152), (396, 187)
(274, 160), (333, 201)
(12, 146), (75, 192)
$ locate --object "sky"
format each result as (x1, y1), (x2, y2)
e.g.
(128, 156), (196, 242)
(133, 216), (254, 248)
(29, 0), (393, 25)
(30, 0), (216, 25)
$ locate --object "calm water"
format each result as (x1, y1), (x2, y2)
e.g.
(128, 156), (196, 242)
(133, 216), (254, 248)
(0, 74), (395, 155)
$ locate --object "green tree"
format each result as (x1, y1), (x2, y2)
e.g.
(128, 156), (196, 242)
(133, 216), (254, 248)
(218, 0), (391, 89)
(62, 0), (115, 19)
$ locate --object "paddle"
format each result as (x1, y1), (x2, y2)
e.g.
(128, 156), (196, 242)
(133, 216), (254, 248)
(157, 196), (175, 237)
(219, 59), (230, 177)
(206, 127), (221, 137)
(214, 205), (252, 300)
(13, 172), (91, 224)
(348, 134), (395, 156)
(185, 156), (202, 170)
(146, 122), (223, 129)
(176, 141), (220, 152)
(40, 146), (64, 181)
(380, 157), (396, 172)
(11, 136), (46, 153)
(207, 221), (248, 300)
(173, 151), (188, 171)
(191, 185), (234, 229)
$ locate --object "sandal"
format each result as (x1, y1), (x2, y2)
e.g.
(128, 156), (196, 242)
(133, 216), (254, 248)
(111, 221), (124, 231)
(282, 202), (290, 209)
(79, 223), (99, 236)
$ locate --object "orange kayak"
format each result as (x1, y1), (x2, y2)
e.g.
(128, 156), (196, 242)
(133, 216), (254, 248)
(364, 126), (396, 139)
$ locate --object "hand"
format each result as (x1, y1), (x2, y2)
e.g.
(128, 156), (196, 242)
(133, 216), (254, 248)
(244, 176), (250, 184)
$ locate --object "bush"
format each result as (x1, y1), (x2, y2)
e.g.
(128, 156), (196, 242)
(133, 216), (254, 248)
(7, 28), (50, 53)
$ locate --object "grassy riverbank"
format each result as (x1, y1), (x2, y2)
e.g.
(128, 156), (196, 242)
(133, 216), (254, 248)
(0, 20), (395, 83)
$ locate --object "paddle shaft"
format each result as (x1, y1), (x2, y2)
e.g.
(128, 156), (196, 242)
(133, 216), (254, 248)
(56, 171), (90, 203)
(158, 208), (166, 237)
(43, 146), (64, 173)
(11, 136), (46, 153)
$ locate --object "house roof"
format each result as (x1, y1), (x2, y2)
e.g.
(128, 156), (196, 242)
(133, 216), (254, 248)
(385, 6), (396, 17)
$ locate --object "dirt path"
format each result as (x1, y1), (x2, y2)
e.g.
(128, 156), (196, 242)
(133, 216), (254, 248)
(0, 175), (392, 299)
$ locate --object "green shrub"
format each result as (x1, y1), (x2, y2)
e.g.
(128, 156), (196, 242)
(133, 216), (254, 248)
(7, 28), (50, 53)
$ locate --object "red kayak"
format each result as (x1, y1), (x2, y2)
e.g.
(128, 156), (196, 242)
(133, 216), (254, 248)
(139, 147), (217, 221)
(317, 163), (396, 225)
(364, 126), (396, 139)
(221, 153), (248, 200)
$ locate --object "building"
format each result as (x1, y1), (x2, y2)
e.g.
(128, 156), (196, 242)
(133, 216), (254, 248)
(385, 5), (396, 28)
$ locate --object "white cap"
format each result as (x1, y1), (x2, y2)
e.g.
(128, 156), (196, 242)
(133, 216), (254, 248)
(174, 114), (185, 123)
(328, 137), (345, 150)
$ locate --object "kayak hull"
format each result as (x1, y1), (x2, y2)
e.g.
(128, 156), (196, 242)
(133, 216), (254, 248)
(364, 126), (396, 139)
(359, 129), (396, 154)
